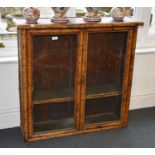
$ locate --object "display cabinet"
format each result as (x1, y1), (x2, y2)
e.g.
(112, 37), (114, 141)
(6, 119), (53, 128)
(14, 17), (143, 142)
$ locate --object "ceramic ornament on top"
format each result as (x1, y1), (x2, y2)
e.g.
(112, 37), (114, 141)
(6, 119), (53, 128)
(23, 7), (40, 24)
(84, 7), (102, 22)
(51, 7), (70, 23)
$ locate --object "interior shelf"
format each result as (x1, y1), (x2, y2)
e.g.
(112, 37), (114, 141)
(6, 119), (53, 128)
(33, 84), (122, 105)
(33, 88), (74, 100)
(86, 91), (121, 100)
(33, 97), (74, 105)
(34, 118), (74, 132)
(86, 84), (121, 95)
(85, 113), (120, 125)
(33, 88), (74, 104)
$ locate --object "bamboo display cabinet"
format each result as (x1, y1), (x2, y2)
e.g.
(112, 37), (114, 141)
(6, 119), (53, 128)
(14, 17), (143, 142)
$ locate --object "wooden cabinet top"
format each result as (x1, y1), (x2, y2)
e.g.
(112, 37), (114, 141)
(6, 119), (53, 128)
(14, 17), (144, 29)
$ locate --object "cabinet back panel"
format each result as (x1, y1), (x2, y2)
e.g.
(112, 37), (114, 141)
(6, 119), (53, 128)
(32, 35), (77, 100)
(86, 32), (127, 95)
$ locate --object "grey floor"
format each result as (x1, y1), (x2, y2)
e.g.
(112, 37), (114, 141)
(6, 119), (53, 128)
(0, 107), (155, 148)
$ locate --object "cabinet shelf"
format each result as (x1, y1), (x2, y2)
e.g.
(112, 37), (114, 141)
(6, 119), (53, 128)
(33, 88), (74, 100)
(85, 113), (120, 125)
(33, 88), (74, 104)
(34, 118), (74, 132)
(86, 91), (121, 100)
(33, 91), (121, 105)
(33, 97), (74, 105)
(87, 84), (121, 95)
(33, 84), (121, 105)
(86, 84), (122, 99)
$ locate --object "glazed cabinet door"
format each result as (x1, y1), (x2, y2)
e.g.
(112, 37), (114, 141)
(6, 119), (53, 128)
(26, 29), (83, 136)
(82, 28), (134, 128)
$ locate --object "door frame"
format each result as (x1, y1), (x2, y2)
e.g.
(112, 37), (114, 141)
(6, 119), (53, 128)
(79, 27), (136, 130)
(26, 28), (84, 139)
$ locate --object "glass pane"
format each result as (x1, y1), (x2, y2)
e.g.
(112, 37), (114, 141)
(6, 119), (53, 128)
(32, 34), (77, 101)
(85, 96), (121, 125)
(33, 101), (74, 132)
(86, 32), (127, 96)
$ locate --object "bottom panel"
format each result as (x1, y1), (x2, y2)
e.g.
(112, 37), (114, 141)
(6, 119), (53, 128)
(27, 121), (123, 142)
(33, 101), (75, 132)
(85, 96), (122, 125)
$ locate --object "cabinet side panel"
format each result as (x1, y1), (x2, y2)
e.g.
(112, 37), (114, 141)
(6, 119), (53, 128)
(18, 29), (29, 141)
(122, 27), (138, 126)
